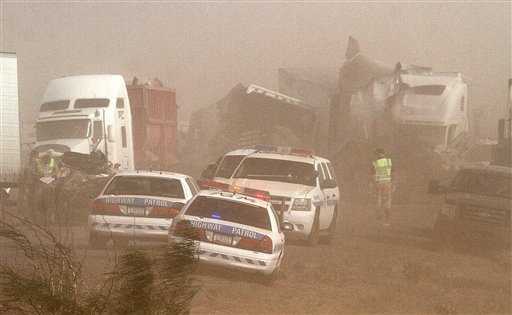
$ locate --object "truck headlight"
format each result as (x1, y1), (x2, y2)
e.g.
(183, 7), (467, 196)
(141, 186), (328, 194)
(291, 198), (311, 211)
(441, 203), (457, 219)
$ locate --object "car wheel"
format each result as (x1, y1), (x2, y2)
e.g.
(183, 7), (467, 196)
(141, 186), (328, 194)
(306, 209), (320, 247)
(322, 207), (338, 245)
(89, 232), (107, 249)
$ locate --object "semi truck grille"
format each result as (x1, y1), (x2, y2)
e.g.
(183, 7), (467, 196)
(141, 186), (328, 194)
(462, 205), (510, 226)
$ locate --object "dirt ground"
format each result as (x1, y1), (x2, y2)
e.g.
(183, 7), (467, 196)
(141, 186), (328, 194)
(1, 197), (511, 314)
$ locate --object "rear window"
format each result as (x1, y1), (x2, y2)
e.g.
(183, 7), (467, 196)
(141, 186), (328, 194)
(233, 157), (316, 186)
(185, 196), (271, 230)
(74, 98), (110, 108)
(104, 176), (185, 199)
(40, 100), (70, 111)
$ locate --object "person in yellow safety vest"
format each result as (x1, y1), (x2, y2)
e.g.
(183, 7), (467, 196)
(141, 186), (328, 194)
(372, 148), (393, 227)
(37, 151), (57, 178)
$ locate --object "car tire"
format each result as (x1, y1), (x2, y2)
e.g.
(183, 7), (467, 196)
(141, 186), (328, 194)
(322, 207), (338, 245)
(306, 209), (320, 247)
(89, 232), (107, 249)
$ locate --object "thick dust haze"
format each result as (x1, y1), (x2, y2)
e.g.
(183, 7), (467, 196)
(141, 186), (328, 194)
(1, 2), (510, 143)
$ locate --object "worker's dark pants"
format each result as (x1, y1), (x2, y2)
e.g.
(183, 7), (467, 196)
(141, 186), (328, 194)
(375, 180), (392, 221)
(34, 182), (55, 225)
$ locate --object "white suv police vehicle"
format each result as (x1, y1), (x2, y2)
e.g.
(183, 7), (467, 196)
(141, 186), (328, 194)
(168, 186), (293, 283)
(205, 145), (340, 246)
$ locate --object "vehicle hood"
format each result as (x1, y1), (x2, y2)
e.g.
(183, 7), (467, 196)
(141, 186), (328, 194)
(445, 192), (511, 211)
(230, 178), (314, 198)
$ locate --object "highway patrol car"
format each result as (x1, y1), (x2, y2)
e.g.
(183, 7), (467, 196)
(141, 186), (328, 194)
(168, 187), (293, 283)
(88, 171), (199, 248)
(207, 145), (340, 246)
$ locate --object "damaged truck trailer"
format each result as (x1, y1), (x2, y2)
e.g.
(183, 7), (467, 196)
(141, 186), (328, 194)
(183, 84), (318, 177)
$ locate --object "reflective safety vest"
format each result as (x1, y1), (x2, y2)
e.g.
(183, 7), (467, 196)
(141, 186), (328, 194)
(37, 158), (56, 177)
(373, 157), (392, 181)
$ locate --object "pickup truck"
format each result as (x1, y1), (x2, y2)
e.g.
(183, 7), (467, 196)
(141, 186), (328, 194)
(429, 164), (511, 247)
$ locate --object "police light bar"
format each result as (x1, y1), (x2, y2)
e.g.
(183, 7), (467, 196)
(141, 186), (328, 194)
(254, 144), (314, 157)
(232, 185), (270, 201)
(203, 180), (270, 201)
(202, 179), (230, 191)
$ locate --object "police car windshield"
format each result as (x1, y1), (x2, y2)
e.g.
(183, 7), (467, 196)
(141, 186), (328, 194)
(216, 155), (245, 178)
(233, 157), (316, 186)
(104, 176), (185, 199)
(450, 169), (511, 199)
(185, 196), (271, 230)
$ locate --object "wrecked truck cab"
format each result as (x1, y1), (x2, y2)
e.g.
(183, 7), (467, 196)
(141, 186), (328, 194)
(431, 164), (512, 247)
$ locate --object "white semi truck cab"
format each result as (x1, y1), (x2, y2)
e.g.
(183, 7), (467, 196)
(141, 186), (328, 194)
(34, 75), (134, 170)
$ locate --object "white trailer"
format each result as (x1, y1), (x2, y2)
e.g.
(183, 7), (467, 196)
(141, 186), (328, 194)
(0, 52), (21, 188)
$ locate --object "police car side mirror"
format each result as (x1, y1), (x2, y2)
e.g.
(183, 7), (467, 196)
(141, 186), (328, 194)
(320, 179), (337, 190)
(282, 221), (294, 231)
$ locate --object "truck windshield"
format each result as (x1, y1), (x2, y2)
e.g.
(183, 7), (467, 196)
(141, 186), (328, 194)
(410, 85), (446, 95)
(233, 157), (316, 186)
(40, 100), (70, 112)
(450, 169), (512, 199)
(36, 119), (91, 141)
(74, 98), (110, 108)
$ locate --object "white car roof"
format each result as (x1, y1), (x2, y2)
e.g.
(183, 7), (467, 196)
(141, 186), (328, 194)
(196, 189), (270, 208)
(244, 151), (325, 163)
(224, 148), (257, 156)
(114, 170), (192, 180)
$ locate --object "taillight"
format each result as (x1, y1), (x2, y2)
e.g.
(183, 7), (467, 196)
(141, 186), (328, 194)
(149, 207), (181, 218)
(90, 199), (121, 215)
(237, 235), (273, 254)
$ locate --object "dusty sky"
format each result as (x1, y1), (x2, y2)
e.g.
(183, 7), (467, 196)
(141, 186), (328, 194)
(1, 1), (510, 139)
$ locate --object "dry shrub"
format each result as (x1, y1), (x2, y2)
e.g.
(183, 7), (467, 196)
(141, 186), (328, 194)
(0, 214), (201, 314)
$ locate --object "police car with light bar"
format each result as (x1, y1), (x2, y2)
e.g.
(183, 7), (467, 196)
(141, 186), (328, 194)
(206, 145), (340, 246)
(168, 186), (293, 283)
(88, 171), (200, 248)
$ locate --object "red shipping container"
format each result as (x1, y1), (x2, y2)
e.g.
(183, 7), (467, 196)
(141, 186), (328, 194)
(127, 83), (178, 170)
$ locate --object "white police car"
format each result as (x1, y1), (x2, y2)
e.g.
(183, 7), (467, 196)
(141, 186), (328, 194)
(168, 185), (293, 283)
(207, 145), (340, 246)
(88, 171), (199, 248)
